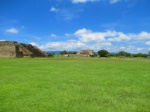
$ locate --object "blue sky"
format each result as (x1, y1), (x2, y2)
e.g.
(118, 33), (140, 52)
(0, 0), (150, 53)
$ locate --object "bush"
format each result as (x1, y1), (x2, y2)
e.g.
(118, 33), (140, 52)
(47, 53), (54, 57)
(98, 50), (110, 57)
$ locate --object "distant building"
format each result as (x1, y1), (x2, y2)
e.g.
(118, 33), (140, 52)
(77, 50), (96, 57)
(0, 41), (47, 58)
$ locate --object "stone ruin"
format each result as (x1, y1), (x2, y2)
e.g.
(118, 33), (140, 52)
(63, 50), (96, 57)
(77, 50), (96, 57)
(0, 41), (47, 58)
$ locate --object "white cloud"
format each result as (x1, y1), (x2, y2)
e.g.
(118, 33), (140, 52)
(107, 45), (149, 54)
(30, 42), (39, 47)
(50, 7), (59, 12)
(137, 32), (150, 40)
(132, 32), (150, 40)
(30, 28), (150, 53)
(33, 39), (148, 53)
(35, 40), (112, 51)
(74, 28), (131, 43)
(74, 28), (106, 43)
(137, 48), (144, 51)
(107, 31), (150, 42)
(34, 40), (86, 51)
(145, 41), (150, 45)
(50, 34), (57, 38)
(107, 32), (131, 42)
(5, 28), (18, 34)
(71, 0), (100, 3)
(74, 28), (92, 35)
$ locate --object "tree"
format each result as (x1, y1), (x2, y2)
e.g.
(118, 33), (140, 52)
(68, 51), (77, 54)
(133, 53), (147, 58)
(60, 50), (67, 55)
(98, 50), (109, 57)
(47, 53), (54, 57)
(117, 51), (130, 57)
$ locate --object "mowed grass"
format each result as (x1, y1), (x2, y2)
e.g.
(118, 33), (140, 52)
(0, 57), (150, 112)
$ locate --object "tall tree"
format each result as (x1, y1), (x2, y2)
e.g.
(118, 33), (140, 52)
(98, 50), (109, 57)
(118, 51), (130, 57)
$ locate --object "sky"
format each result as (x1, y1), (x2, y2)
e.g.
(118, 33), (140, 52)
(0, 0), (150, 53)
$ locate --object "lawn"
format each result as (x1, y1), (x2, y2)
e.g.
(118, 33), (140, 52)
(0, 57), (150, 112)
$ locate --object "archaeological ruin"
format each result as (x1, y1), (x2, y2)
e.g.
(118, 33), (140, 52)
(77, 50), (96, 57)
(0, 41), (47, 58)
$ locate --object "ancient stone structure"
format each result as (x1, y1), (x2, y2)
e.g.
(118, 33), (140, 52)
(0, 41), (47, 58)
(61, 50), (96, 57)
(77, 50), (96, 57)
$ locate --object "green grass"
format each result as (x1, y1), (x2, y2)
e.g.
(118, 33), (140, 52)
(0, 57), (150, 112)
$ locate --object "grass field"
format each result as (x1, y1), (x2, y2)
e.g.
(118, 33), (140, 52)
(0, 57), (150, 112)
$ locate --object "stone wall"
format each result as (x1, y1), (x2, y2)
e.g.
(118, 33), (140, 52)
(0, 42), (16, 58)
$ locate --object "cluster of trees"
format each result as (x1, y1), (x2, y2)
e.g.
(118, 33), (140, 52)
(47, 50), (77, 57)
(47, 53), (55, 57)
(60, 50), (77, 55)
(98, 50), (150, 58)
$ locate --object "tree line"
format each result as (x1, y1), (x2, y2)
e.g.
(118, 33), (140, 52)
(97, 50), (150, 58)
(47, 50), (150, 58)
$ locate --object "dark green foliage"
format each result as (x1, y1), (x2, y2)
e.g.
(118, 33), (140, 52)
(47, 53), (54, 57)
(133, 53), (148, 58)
(98, 50), (110, 57)
(60, 50), (67, 55)
(68, 51), (77, 54)
(117, 51), (131, 57)
(60, 51), (77, 55)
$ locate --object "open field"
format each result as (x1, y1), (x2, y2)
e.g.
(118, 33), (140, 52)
(0, 57), (150, 112)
